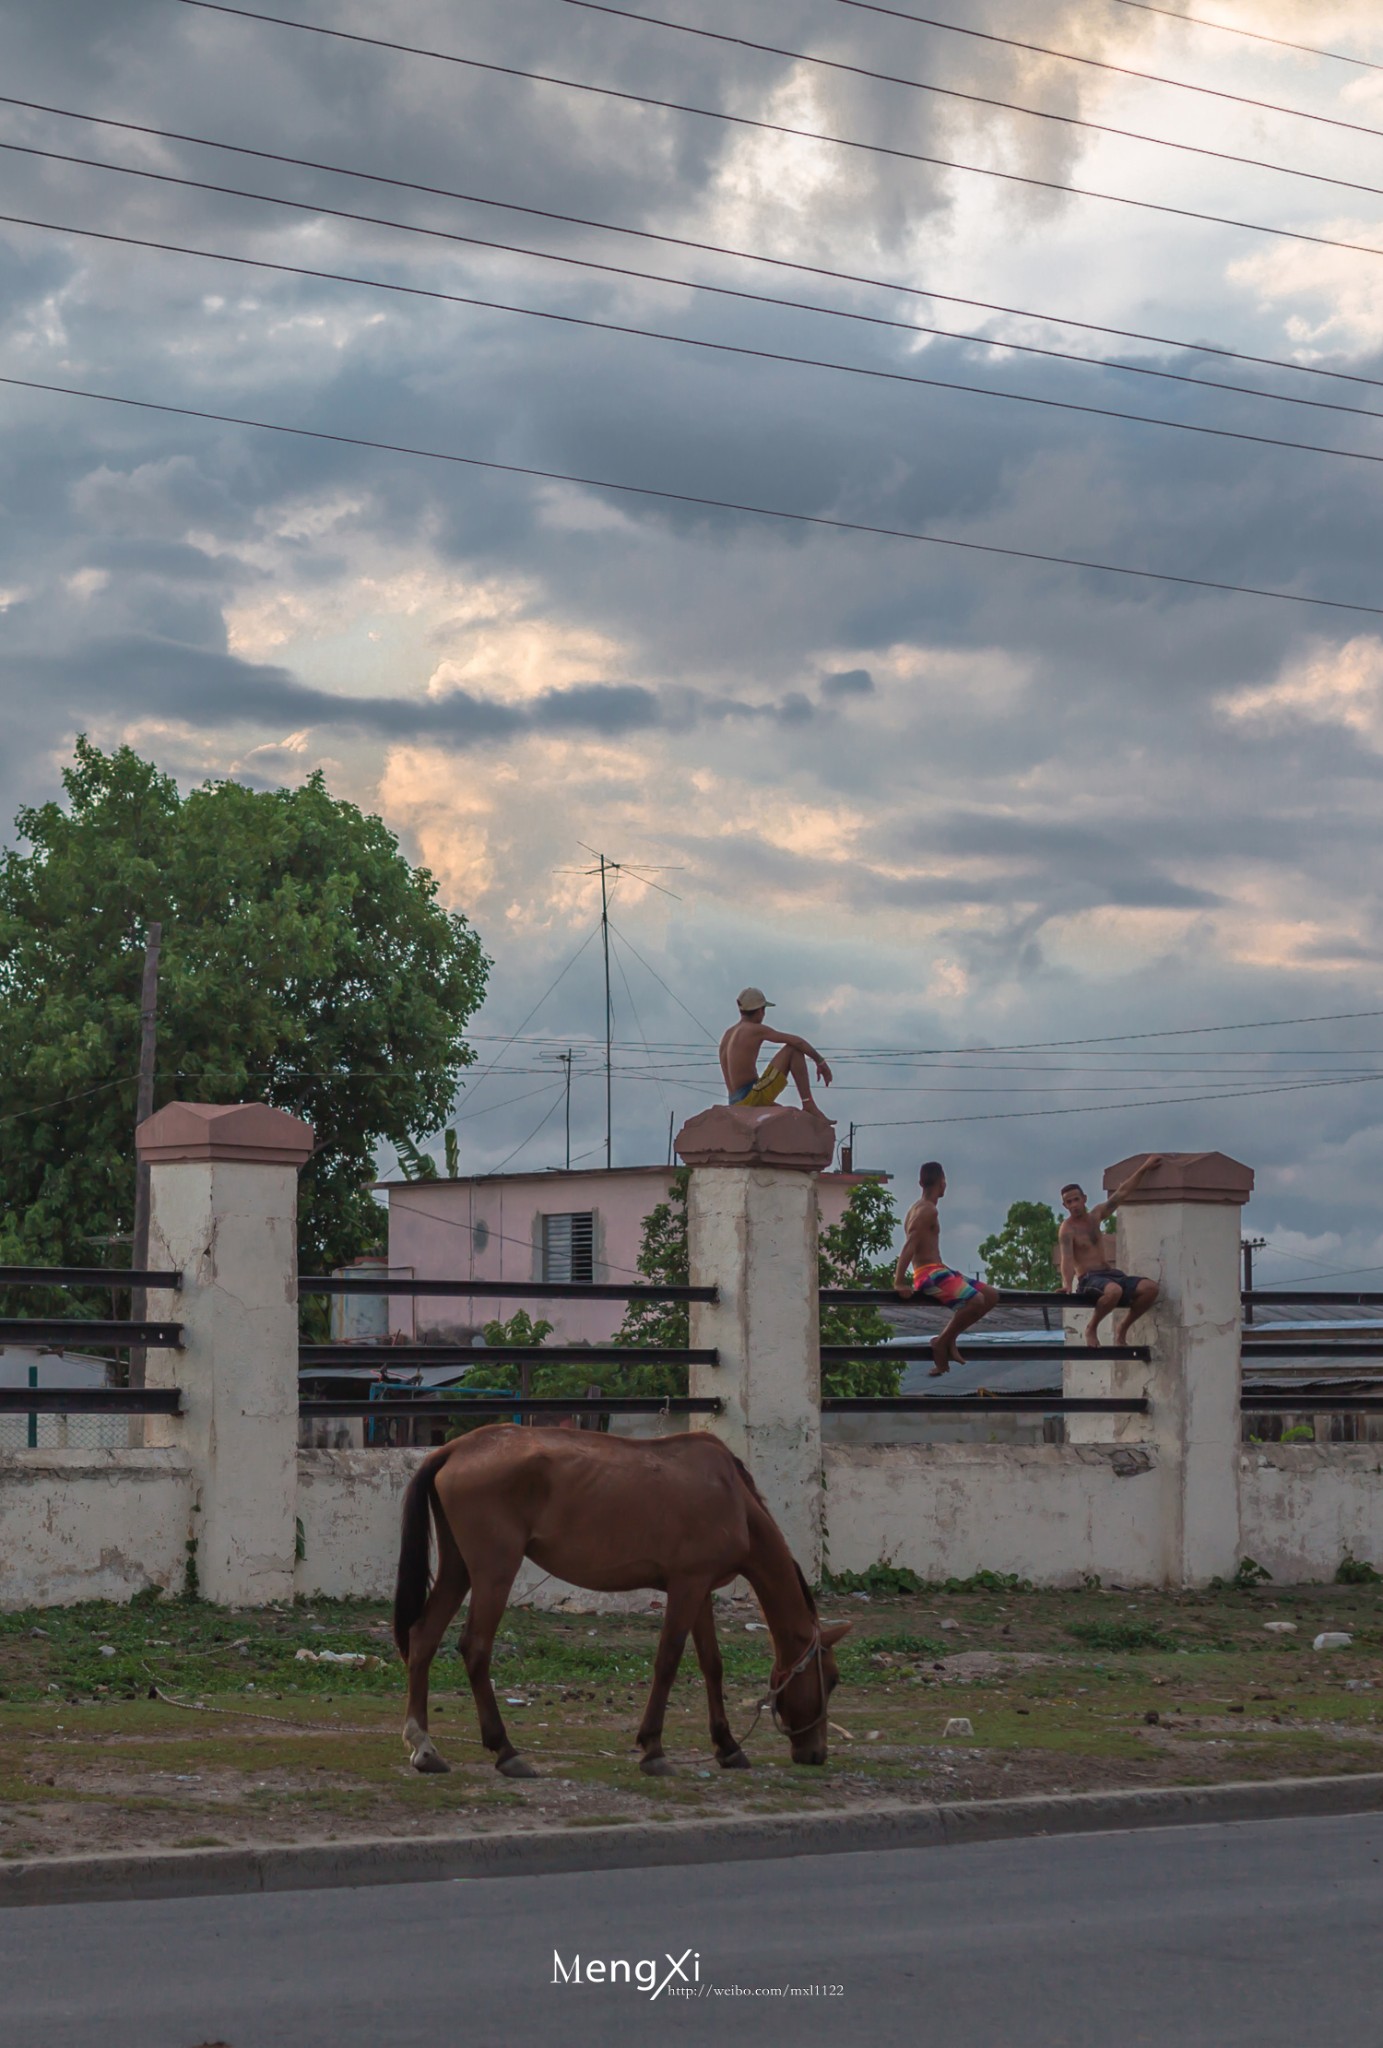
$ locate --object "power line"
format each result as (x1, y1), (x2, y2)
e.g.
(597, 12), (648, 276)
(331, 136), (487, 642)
(855, 1068), (1383, 1129)
(553, 0), (1383, 204)
(13, 208), (1383, 465)
(453, 924), (600, 1118)
(11, 114), (1383, 398)
(7, 371), (1381, 618)
(134, 17), (1383, 259)
(1109, 1), (1383, 73)
(18, 202), (1383, 432)
(605, 919), (716, 1039)
(825, 0), (1383, 139)
(29, 203), (1376, 479)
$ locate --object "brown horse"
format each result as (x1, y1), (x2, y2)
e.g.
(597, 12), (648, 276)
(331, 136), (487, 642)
(392, 1423), (851, 1777)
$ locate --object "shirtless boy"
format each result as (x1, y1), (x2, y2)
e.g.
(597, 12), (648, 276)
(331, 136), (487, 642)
(719, 986), (833, 1110)
(892, 1162), (999, 1376)
(1058, 1156), (1164, 1348)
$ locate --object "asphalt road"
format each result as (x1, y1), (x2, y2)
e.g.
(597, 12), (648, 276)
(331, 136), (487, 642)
(3, 1813), (1380, 2048)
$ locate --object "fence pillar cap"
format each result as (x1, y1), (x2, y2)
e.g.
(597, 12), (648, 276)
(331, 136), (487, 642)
(136, 1100), (316, 1167)
(1102, 1150), (1254, 1207)
(675, 1103), (835, 1171)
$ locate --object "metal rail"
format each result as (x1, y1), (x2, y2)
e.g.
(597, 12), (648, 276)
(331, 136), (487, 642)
(0, 1319), (183, 1348)
(820, 1342), (1149, 1362)
(822, 1394), (1148, 1414)
(299, 1395), (723, 1418)
(298, 1343), (716, 1369)
(300, 1276), (717, 1302)
(0, 1266), (181, 1289)
(820, 1287), (1084, 1307)
(0, 1388), (181, 1414)
(1241, 1291), (1383, 1307)
(1240, 1341), (1383, 1357)
(1241, 1392), (1383, 1411)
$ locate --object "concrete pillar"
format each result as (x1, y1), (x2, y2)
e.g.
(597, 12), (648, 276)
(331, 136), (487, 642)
(138, 1102), (315, 1605)
(676, 1104), (834, 1577)
(1066, 1152), (1253, 1585)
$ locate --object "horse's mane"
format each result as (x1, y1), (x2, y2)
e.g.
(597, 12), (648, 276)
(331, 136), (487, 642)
(731, 1454), (818, 1616)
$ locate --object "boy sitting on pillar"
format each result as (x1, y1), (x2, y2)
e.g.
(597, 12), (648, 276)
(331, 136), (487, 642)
(719, 986), (833, 1111)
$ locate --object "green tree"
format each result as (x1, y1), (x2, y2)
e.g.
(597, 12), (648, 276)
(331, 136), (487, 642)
(979, 1200), (1062, 1292)
(817, 1175), (905, 1397)
(606, 1169), (904, 1399)
(0, 738), (489, 1274)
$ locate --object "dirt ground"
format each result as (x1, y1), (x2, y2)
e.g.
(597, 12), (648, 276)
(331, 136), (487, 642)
(0, 1575), (1378, 1859)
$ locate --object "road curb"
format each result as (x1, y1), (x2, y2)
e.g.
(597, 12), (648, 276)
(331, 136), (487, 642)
(2, 1772), (1380, 1908)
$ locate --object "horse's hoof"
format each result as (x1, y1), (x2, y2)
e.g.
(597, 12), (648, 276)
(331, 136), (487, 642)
(409, 1746), (451, 1775)
(497, 1754), (540, 1779)
(639, 1754), (676, 1777)
(719, 1747), (751, 1770)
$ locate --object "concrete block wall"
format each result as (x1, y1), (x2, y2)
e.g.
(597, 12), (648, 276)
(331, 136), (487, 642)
(0, 1106), (1378, 1608)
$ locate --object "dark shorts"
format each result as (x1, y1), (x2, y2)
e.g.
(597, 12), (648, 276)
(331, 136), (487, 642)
(1077, 1268), (1143, 1308)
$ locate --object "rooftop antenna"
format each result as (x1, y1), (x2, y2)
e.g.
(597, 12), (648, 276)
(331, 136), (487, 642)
(558, 846), (682, 1169)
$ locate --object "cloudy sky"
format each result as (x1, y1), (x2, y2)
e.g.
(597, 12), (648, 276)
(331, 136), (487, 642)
(3, 0), (1383, 1278)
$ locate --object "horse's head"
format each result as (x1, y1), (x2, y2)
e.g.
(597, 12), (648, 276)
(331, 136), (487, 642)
(773, 1619), (852, 1766)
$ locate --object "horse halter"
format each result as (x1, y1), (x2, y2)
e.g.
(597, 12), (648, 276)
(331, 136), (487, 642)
(744, 1630), (828, 1745)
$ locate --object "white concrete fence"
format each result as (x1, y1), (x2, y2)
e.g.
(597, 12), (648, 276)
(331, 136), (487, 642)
(0, 1101), (1378, 1609)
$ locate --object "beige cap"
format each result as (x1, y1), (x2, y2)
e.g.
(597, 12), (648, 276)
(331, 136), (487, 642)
(737, 986), (774, 1012)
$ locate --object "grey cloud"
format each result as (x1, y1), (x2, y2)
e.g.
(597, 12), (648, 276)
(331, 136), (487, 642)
(820, 668), (874, 698)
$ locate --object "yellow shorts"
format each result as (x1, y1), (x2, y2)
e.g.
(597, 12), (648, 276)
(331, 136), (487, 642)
(730, 1066), (788, 1108)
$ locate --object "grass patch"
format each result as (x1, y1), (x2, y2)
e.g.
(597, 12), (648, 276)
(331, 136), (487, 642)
(1065, 1620), (1176, 1653)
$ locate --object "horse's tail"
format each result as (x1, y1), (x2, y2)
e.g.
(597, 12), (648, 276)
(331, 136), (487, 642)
(393, 1448), (452, 1660)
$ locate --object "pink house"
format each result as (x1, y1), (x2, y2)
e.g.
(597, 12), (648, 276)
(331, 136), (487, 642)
(380, 1164), (877, 1344)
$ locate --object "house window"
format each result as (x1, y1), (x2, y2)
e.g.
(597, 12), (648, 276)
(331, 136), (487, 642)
(542, 1211), (595, 1285)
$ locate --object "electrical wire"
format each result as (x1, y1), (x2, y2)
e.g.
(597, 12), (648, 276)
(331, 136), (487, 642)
(1109, 0), (1383, 73)
(489, 1084), (573, 1172)
(14, 209), (1383, 467)
(134, 17), (1383, 258)
(0, 1076), (135, 1127)
(450, 923), (600, 1118)
(605, 919), (721, 1039)
(825, 0), (1383, 138)
(18, 203), (1383, 432)
(5, 372), (1381, 619)
(10, 114), (1383, 397)
(854, 1068), (1383, 1129)
(553, 0), (1383, 205)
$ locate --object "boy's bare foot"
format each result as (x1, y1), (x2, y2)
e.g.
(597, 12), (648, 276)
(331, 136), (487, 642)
(928, 1334), (951, 1377)
(1114, 1317), (1135, 1346)
(1085, 1320), (1105, 1349)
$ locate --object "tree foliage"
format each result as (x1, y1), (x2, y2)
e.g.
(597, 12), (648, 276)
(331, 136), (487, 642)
(978, 1200), (1062, 1292)
(817, 1176), (904, 1397)
(0, 739), (489, 1274)
(606, 1169), (904, 1399)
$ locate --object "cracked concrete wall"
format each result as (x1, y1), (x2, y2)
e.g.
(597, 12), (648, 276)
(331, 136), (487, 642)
(823, 1443), (1167, 1587)
(0, 1450), (193, 1607)
(145, 1159), (300, 1606)
(1240, 1446), (1383, 1583)
(294, 1450), (662, 1612)
(688, 1165), (822, 1576)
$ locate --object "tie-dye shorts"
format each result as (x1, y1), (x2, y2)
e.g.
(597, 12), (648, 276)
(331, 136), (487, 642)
(912, 1263), (979, 1306)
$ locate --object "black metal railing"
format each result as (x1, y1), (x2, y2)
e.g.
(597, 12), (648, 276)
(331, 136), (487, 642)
(300, 1343), (716, 1370)
(0, 1318), (183, 1349)
(0, 1388), (181, 1414)
(0, 1265), (181, 1291)
(299, 1394), (722, 1420)
(823, 1393), (1148, 1414)
(820, 1341), (1149, 1363)
(300, 1275), (717, 1303)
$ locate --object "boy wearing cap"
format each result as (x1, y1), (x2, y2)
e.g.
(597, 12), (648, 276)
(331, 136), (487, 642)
(719, 988), (833, 1111)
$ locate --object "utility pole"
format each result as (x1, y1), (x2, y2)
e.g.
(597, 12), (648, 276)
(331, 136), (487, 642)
(128, 920), (163, 1391)
(559, 1049), (573, 1170)
(599, 854), (613, 1171)
(1241, 1235), (1266, 1325)
(555, 845), (684, 1174)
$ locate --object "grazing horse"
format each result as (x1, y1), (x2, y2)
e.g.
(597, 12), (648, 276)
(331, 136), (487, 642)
(392, 1423), (851, 1777)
